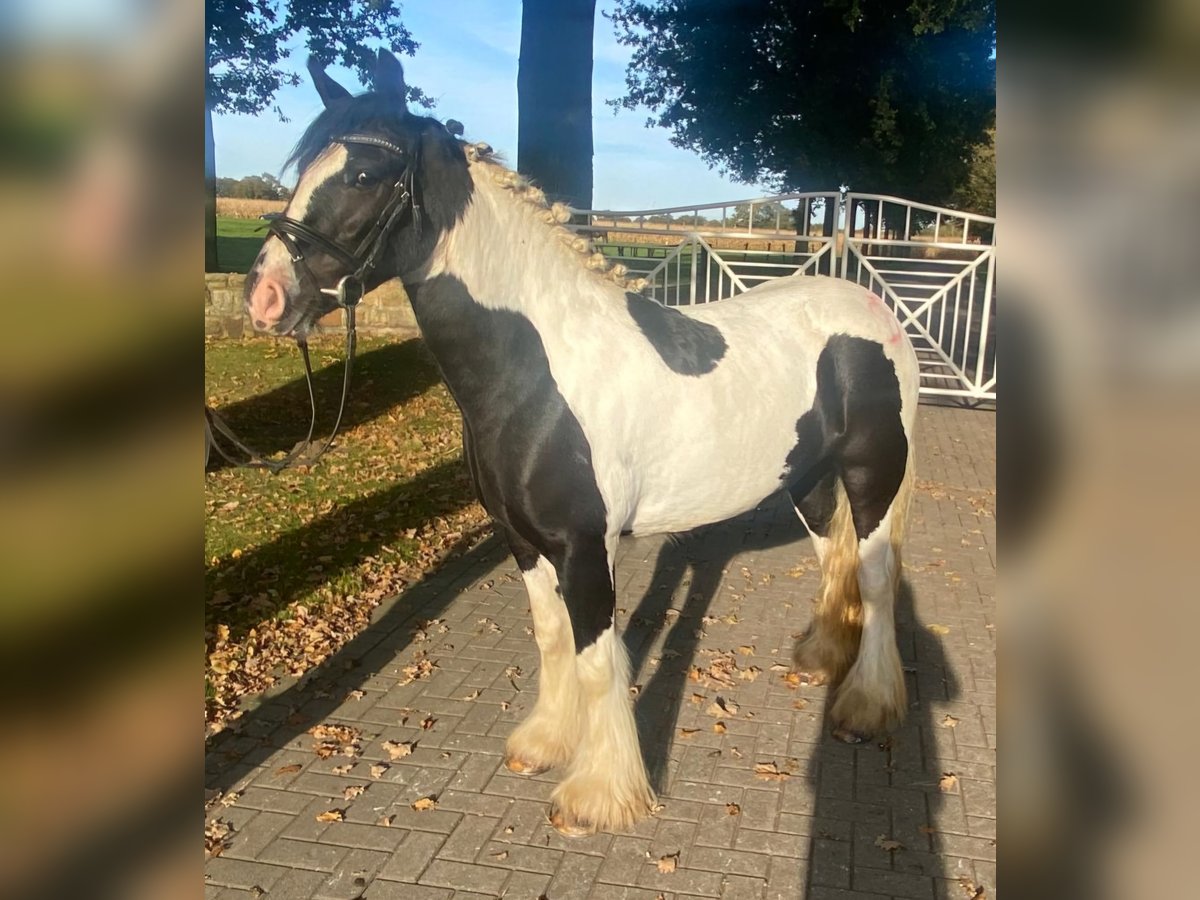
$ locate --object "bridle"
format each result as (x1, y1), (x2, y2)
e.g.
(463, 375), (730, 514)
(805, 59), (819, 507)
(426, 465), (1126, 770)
(205, 133), (420, 473)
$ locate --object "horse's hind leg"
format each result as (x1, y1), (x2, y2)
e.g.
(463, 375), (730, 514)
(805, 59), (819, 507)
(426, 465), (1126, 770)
(504, 537), (581, 775)
(790, 471), (863, 686)
(546, 536), (655, 836)
(828, 451), (914, 742)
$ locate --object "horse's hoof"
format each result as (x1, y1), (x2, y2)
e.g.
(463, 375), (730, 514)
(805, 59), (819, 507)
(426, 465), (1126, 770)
(548, 804), (595, 838)
(504, 756), (551, 776)
(831, 725), (870, 744)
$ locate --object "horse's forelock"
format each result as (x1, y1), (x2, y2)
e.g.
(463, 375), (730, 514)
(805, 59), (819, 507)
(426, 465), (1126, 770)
(284, 94), (405, 175)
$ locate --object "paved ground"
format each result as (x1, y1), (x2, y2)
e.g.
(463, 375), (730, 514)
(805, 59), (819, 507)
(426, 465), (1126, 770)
(205, 403), (996, 900)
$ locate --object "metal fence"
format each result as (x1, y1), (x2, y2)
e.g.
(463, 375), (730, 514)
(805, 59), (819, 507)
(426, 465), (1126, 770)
(572, 191), (996, 403)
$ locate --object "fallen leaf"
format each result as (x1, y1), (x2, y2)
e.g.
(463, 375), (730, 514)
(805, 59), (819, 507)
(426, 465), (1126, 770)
(939, 772), (959, 792)
(958, 877), (987, 899)
(678, 727), (700, 739)
(726, 803), (741, 816)
(343, 785), (365, 801)
(204, 818), (232, 859)
(462, 689), (481, 701)
(655, 851), (680, 873)
(730, 746), (743, 759)
(792, 699), (808, 710)
(713, 721), (727, 734)
(315, 809), (345, 822)
(941, 714), (960, 728)
(503, 825), (515, 835)
(754, 761), (790, 781)
(782, 672), (801, 688)
(690, 693), (706, 704)
(928, 624), (951, 635)
(489, 850), (509, 861)
(377, 814), (394, 827)
(411, 796), (438, 811)
(875, 835), (904, 852)
(500, 701), (511, 711)
(420, 716), (437, 731)
(382, 740), (414, 760)
(706, 697), (739, 717)
(346, 689), (365, 701)
(737, 645), (755, 655)
(331, 763), (354, 775)
(275, 763), (302, 776)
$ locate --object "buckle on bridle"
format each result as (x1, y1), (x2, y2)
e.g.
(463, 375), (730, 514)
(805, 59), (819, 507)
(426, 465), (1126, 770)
(321, 274), (365, 309)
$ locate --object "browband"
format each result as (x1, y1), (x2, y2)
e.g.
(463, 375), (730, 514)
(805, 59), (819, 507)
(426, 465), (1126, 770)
(334, 133), (406, 156)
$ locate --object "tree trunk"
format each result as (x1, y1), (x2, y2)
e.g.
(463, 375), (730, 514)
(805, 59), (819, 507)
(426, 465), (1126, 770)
(518, 0), (596, 210)
(205, 103), (218, 272)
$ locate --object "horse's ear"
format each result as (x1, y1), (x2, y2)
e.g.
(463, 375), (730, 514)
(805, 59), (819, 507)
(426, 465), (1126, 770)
(374, 48), (409, 103)
(307, 57), (351, 107)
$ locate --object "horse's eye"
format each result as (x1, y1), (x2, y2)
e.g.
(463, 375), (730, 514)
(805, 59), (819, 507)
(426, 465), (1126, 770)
(355, 172), (377, 187)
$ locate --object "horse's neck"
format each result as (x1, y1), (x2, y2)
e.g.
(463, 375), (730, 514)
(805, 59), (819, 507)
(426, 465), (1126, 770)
(420, 166), (614, 318)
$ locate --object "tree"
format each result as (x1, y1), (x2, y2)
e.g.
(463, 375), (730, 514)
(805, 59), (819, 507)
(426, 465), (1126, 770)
(950, 128), (995, 218)
(611, 0), (995, 207)
(518, 0), (597, 210)
(204, 0), (429, 270)
(731, 200), (790, 229)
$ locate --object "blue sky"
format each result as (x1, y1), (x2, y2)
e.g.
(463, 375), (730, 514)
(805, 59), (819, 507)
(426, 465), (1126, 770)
(212, 0), (774, 210)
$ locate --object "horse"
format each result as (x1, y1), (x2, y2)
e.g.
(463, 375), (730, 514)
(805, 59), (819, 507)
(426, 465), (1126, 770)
(245, 49), (920, 837)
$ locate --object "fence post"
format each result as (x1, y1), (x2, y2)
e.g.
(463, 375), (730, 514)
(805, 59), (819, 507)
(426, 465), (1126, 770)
(688, 235), (698, 304)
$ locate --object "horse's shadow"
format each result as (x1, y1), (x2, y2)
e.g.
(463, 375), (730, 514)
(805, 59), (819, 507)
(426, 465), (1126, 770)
(620, 494), (965, 895)
(205, 338), (441, 471)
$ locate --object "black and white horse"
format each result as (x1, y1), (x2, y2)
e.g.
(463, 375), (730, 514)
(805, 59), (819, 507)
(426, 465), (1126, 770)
(246, 51), (919, 836)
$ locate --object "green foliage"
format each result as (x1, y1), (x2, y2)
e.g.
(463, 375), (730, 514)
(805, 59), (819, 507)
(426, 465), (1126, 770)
(731, 200), (791, 229)
(611, 0), (995, 205)
(217, 172), (292, 199)
(206, 0), (431, 118)
(950, 128), (995, 217)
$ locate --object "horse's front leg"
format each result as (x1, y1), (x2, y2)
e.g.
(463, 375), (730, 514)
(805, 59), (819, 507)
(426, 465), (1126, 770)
(503, 549), (582, 775)
(549, 536), (656, 835)
(504, 531), (655, 833)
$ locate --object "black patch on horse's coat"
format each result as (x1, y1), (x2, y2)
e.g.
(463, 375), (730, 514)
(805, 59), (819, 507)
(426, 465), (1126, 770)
(625, 293), (727, 375)
(411, 275), (614, 651)
(783, 335), (908, 540)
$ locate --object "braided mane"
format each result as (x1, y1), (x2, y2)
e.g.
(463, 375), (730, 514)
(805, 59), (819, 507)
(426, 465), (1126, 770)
(459, 141), (649, 294)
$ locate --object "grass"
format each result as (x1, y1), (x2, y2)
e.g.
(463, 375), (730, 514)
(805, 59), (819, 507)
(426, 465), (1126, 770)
(215, 216), (269, 274)
(204, 334), (489, 729)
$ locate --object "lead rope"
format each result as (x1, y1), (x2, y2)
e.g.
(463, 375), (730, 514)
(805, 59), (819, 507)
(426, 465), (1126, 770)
(205, 303), (357, 473)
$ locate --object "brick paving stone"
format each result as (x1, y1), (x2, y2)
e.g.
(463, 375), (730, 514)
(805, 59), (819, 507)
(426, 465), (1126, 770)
(205, 405), (995, 899)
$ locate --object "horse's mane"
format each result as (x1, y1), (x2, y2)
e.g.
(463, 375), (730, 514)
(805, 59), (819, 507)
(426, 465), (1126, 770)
(461, 142), (649, 293)
(285, 95), (647, 293)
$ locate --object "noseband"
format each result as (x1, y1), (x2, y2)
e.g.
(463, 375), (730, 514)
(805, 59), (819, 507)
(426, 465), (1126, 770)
(206, 133), (420, 473)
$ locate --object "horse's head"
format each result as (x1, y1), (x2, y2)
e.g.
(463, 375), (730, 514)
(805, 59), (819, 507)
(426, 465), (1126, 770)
(246, 50), (471, 336)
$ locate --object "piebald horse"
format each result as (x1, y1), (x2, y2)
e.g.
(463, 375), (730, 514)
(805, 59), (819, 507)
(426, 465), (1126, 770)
(246, 50), (919, 836)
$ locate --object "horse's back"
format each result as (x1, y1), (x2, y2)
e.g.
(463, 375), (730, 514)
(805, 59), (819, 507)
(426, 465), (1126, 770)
(588, 276), (918, 536)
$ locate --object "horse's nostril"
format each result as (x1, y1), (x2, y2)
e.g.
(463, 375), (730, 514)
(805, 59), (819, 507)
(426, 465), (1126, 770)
(247, 276), (287, 330)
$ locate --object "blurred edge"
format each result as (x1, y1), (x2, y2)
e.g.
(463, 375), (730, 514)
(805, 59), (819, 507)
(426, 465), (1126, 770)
(0, 0), (200, 897)
(1003, 0), (1200, 898)
(0, 0), (1197, 895)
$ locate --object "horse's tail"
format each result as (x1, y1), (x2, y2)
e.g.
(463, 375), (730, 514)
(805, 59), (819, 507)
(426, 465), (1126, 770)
(794, 442), (915, 685)
(794, 476), (863, 683)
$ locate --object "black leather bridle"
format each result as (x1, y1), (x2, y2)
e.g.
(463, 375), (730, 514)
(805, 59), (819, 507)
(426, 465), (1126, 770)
(205, 133), (420, 473)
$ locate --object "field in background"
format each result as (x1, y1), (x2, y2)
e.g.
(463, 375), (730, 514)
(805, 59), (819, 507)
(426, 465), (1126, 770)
(217, 197), (286, 218)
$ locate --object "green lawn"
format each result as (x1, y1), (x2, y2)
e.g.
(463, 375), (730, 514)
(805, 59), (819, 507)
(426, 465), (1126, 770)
(204, 335), (489, 731)
(215, 216), (269, 274)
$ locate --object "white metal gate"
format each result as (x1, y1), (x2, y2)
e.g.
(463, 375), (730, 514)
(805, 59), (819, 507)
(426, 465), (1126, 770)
(573, 191), (996, 402)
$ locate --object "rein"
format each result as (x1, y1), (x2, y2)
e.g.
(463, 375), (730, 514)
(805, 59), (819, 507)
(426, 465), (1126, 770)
(205, 134), (419, 474)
